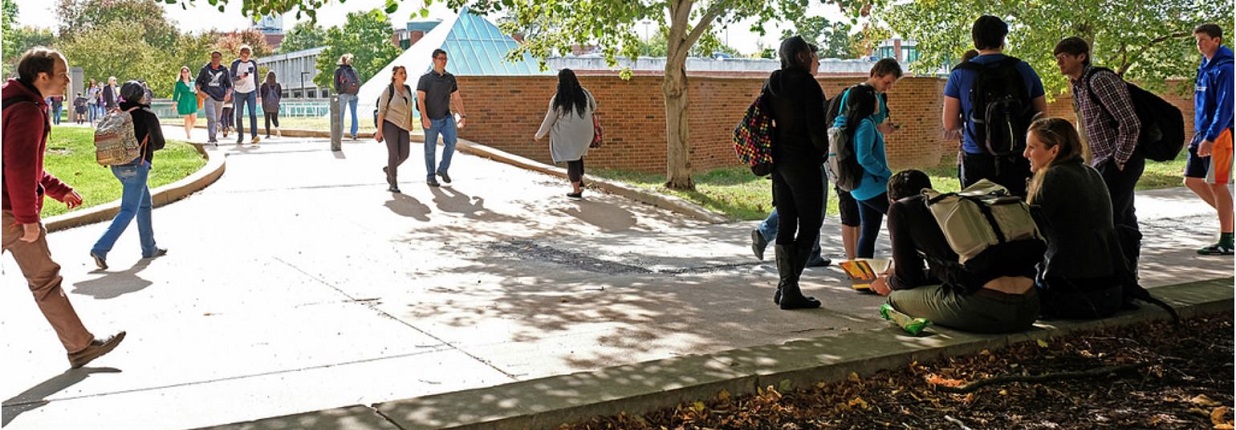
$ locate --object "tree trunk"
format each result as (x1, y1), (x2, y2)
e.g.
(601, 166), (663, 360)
(663, 59), (694, 190)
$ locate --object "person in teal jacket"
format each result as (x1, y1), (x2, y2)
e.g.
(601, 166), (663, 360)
(172, 65), (198, 140)
(833, 84), (891, 258)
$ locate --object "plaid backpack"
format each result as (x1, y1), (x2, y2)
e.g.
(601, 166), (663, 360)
(94, 107), (145, 166)
(732, 89), (774, 176)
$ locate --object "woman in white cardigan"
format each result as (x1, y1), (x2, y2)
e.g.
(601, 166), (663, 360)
(534, 68), (596, 199)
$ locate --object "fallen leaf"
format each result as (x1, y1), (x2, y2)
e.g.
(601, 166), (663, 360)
(1036, 339), (1049, 348)
(1211, 406), (1231, 427)
(1193, 394), (1223, 407)
(717, 389), (731, 402)
(926, 374), (964, 388)
(849, 372), (861, 382)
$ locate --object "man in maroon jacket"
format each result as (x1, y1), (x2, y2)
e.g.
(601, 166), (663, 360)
(3, 47), (125, 369)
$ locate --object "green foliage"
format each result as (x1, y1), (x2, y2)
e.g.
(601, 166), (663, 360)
(782, 16), (858, 59)
(278, 21), (328, 54)
(879, 1), (1232, 97)
(312, 9), (401, 89)
(40, 126), (207, 218)
(60, 21), (177, 96)
(57, 0), (179, 50)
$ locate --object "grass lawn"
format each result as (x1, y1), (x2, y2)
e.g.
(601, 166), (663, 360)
(40, 125), (207, 219)
(591, 151), (1188, 221)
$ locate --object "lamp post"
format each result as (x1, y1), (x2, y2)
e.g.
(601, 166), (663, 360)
(299, 71), (312, 99)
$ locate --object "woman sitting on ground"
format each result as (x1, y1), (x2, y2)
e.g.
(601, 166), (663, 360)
(870, 170), (1041, 334)
(1024, 117), (1128, 318)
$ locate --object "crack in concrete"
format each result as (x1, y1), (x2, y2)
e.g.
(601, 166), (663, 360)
(484, 240), (760, 275)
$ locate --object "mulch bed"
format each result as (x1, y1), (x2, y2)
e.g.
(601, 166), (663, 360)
(562, 313), (1234, 429)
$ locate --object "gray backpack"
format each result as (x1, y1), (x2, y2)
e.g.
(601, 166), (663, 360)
(94, 107), (145, 166)
(922, 179), (1043, 264)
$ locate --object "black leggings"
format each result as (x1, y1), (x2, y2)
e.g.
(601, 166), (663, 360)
(567, 158), (585, 183)
(264, 112), (280, 136)
(771, 161), (824, 247)
(857, 193), (889, 258)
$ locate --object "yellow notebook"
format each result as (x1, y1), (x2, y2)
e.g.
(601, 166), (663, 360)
(839, 259), (890, 290)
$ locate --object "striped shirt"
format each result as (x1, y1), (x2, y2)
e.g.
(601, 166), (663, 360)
(1072, 66), (1141, 166)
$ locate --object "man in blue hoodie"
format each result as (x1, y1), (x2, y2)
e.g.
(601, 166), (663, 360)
(1185, 23), (1235, 256)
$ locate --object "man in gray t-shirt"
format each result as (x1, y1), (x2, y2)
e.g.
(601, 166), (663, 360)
(416, 49), (468, 187)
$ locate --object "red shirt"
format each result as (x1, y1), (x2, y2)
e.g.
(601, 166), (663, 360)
(2, 78), (74, 224)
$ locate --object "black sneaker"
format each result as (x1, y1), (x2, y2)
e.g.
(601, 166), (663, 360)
(427, 179), (441, 187)
(437, 171), (452, 184)
(1198, 244), (1235, 255)
(90, 252), (107, 270)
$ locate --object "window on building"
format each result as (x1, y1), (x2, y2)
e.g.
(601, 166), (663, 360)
(307, 89), (317, 98)
(320, 89), (329, 99)
(281, 90), (289, 98)
(293, 90), (302, 98)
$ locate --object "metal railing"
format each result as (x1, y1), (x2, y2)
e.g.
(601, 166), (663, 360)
(149, 100), (332, 118)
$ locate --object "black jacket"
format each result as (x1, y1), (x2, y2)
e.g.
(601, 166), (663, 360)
(763, 68), (828, 166)
(1029, 160), (1124, 281)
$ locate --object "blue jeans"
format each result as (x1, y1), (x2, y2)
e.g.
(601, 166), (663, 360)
(52, 106), (62, 125)
(338, 93), (359, 137)
(424, 116), (458, 178)
(234, 91), (258, 139)
(91, 163), (156, 259)
(856, 193), (890, 258)
(88, 104), (98, 122)
(759, 165), (830, 262)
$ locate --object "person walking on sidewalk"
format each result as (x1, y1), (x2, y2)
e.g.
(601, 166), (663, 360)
(2, 47), (125, 368)
(73, 91), (87, 124)
(334, 54), (362, 140)
(89, 81), (168, 270)
(1053, 36), (1145, 278)
(102, 76), (118, 111)
(229, 45), (260, 145)
(259, 71), (282, 139)
(86, 78), (99, 123)
(534, 68), (597, 199)
(374, 65), (414, 193)
(417, 48), (468, 187)
(1185, 23), (1235, 256)
(173, 65), (199, 140)
(47, 94), (63, 125)
(195, 51), (232, 146)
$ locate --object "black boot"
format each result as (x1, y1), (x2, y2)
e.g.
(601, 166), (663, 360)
(775, 245), (821, 309)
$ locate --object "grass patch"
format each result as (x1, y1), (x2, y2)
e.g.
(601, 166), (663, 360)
(40, 125), (207, 219)
(593, 154), (1186, 221)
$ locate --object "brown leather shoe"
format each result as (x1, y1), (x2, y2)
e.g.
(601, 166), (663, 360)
(67, 331), (126, 369)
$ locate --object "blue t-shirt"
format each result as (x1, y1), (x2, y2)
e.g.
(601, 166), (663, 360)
(944, 54), (1046, 154)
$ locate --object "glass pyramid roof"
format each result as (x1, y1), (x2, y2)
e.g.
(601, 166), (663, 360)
(439, 10), (552, 76)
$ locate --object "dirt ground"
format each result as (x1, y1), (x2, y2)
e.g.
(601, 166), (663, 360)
(563, 313), (1234, 430)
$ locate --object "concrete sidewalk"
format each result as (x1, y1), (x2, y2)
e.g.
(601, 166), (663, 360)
(1, 130), (1231, 430)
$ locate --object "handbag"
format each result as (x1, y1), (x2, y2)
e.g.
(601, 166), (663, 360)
(590, 113), (603, 148)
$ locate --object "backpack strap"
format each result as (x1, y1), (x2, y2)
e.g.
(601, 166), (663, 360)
(1082, 66), (1122, 127)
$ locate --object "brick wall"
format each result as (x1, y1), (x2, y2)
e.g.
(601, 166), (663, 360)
(457, 75), (1197, 174)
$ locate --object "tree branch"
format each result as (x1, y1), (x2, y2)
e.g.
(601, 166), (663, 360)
(933, 363), (1150, 394)
(1121, 31), (1193, 75)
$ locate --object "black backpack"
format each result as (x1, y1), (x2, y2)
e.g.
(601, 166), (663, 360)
(956, 57), (1033, 157)
(1083, 67), (1186, 162)
(373, 84), (411, 129)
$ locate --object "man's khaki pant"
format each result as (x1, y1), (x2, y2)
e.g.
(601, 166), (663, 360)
(2, 211), (93, 353)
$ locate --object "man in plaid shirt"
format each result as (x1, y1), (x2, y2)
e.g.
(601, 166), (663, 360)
(1053, 37), (1144, 272)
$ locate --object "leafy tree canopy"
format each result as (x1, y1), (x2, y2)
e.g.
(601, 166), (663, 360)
(278, 21), (328, 54)
(60, 21), (176, 95)
(57, 0), (179, 50)
(312, 9), (401, 89)
(878, 0), (1232, 96)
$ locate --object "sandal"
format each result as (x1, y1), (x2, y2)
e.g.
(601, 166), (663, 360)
(1197, 244), (1234, 256)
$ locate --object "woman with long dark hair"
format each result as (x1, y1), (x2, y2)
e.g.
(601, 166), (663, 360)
(534, 68), (596, 199)
(375, 65), (414, 193)
(763, 36), (827, 309)
(833, 84), (891, 258)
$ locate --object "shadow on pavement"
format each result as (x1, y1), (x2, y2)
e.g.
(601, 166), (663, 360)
(2, 367), (122, 427)
(383, 193), (431, 222)
(70, 258), (153, 300)
(556, 199), (637, 233)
